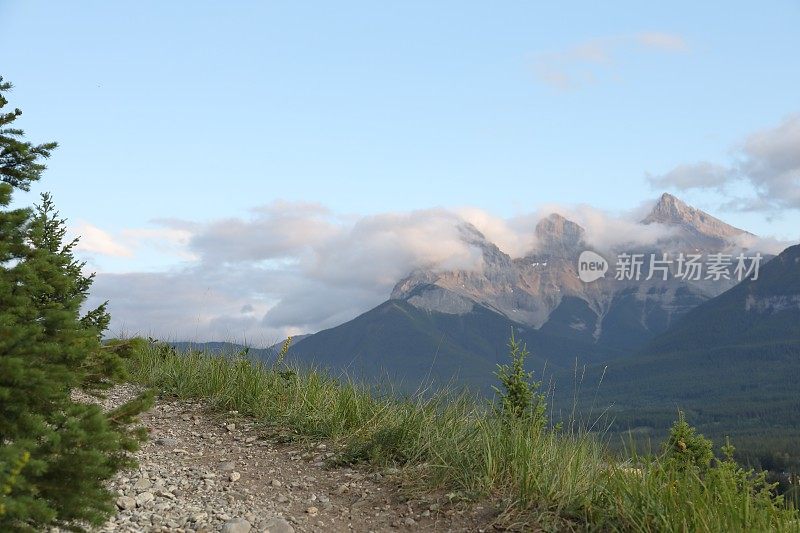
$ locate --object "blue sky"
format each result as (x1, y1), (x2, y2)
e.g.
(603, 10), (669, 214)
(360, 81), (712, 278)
(2, 1), (799, 341)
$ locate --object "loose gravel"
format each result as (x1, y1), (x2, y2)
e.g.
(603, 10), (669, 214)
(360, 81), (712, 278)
(66, 384), (500, 532)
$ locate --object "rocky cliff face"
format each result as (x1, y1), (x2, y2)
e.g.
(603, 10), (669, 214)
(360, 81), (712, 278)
(391, 215), (583, 329)
(642, 193), (749, 250)
(533, 213), (586, 259)
(390, 194), (758, 346)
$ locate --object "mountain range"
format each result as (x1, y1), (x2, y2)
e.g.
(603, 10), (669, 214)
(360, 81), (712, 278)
(286, 193), (768, 385)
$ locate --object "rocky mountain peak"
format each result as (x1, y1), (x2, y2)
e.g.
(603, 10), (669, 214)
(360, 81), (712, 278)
(533, 213), (586, 258)
(642, 192), (746, 240)
(535, 213), (584, 236)
(643, 193), (688, 224)
(389, 221), (514, 304)
(455, 222), (512, 265)
(457, 222), (491, 247)
(391, 196), (760, 332)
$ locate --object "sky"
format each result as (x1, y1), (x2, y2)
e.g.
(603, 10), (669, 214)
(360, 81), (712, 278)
(2, 1), (799, 343)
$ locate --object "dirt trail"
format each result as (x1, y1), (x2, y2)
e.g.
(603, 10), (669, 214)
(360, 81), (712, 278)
(89, 385), (500, 532)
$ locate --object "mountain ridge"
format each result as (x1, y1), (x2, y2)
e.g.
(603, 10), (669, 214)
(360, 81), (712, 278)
(286, 193), (779, 391)
(389, 193), (748, 341)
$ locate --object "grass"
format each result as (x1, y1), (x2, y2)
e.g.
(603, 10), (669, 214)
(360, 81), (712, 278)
(125, 339), (800, 532)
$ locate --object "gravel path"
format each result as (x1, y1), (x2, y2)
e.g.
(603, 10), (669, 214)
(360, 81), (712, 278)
(79, 385), (500, 532)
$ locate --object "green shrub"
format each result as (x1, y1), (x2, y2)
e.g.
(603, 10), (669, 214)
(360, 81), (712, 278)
(661, 410), (714, 473)
(492, 330), (547, 428)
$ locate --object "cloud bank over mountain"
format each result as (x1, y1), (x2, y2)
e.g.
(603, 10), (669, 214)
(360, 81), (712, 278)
(87, 205), (508, 344)
(81, 195), (794, 345)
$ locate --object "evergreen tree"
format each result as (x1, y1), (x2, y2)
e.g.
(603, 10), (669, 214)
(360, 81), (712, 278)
(0, 78), (56, 191)
(661, 411), (714, 473)
(492, 331), (547, 428)
(0, 77), (150, 530)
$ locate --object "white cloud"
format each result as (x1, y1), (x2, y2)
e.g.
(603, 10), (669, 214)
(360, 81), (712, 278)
(636, 32), (689, 52)
(456, 207), (538, 257)
(70, 222), (196, 267)
(534, 203), (680, 252)
(87, 205), (493, 344)
(737, 114), (800, 210)
(188, 202), (339, 263)
(73, 223), (134, 258)
(534, 32), (689, 90)
(647, 162), (729, 191)
(731, 232), (793, 256)
(648, 114), (800, 211)
(534, 38), (612, 91)
(121, 227), (195, 260)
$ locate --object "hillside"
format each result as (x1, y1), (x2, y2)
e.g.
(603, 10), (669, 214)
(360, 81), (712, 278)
(566, 244), (800, 467)
(645, 243), (800, 354)
(287, 298), (593, 390)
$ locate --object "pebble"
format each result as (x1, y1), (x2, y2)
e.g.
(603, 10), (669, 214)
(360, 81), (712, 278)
(262, 517), (295, 533)
(221, 517), (251, 533)
(132, 478), (151, 491)
(134, 491), (154, 507)
(115, 495), (136, 510)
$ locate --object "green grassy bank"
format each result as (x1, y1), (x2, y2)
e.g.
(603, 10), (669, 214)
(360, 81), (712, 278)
(125, 339), (799, 532)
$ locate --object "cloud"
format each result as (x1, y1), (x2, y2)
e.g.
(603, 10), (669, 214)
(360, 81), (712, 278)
(93, 268), (277, 344)
(648, 114), (800, 211)
(309, 209), (486, 287)
(73, 223), (134, 257)
(737, 114), (800, 210)
(459, 204), (679, 255)
(188, 201), (340, 263)
(646, 162), (729, 191)
(534, 32), (688, 90)
(731, 232), (794, 256)
(70, 222), (194, 264)
(87, 204), (493, 344)
(534, 203), (680, 252)
(534, 38), (613, 91)
(456, 207), (539, 257)
(121, 227), (195, 260)
(85, 198), (737, 344)
(636, 32), (689, 52)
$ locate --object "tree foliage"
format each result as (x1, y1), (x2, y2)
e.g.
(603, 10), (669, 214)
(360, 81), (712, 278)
(0, 77), (151, 531)
(493, 330), (547, 428)
(0, 77), (57, 191)
(661, 411), (714, 473)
